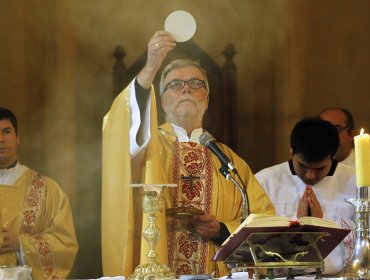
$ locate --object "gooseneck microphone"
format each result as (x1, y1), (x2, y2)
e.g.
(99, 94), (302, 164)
(199, 131), (250, 222)
(199, 132), (237, 173)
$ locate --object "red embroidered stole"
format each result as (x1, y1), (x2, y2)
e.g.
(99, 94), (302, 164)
(167, 141), (213, 275)
(21, 172), (59, 280)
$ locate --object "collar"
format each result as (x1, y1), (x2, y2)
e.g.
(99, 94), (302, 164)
(0, 161), (22, 176)
(0, 162), (28, 185)
(171, 123), (203, 143)
(288, 158), (338, 176)
(0, 160), (18, 171)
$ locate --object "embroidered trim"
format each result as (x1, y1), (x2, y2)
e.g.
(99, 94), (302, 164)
(21, 173), (59, 280)
(168, 141), (212, 275)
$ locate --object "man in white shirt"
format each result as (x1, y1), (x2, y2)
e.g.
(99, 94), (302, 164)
(255, 117), (356, 276)
(319, 108), (356, 167)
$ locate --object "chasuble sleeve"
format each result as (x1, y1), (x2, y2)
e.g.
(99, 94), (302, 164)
(102, 82), (134, 276)
(213, 143), (275, 235)
(192, 143), (276, 277)
(18, 177), (78, 280)
(102, 80), (169, 277)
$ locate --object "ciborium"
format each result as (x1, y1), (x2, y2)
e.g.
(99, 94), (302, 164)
(341, 186), (370, 280)
(129, 184), (176, 280)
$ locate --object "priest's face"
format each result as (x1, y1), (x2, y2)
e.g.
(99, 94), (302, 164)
(0, 119), (19, 169)
(161, 66), (209, 128)
(292, 153), (333, 185)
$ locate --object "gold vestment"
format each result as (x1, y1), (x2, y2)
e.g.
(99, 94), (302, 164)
(102, 82), (274, 277)
(0, 169), (78, 279)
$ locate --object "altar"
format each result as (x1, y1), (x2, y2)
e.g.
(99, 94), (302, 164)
(219, 272), (343, 280)
(70, 272), (345, 280)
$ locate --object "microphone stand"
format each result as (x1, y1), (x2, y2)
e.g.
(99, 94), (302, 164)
(220, 166), (248, 222)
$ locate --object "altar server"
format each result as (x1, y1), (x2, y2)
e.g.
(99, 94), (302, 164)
(255, 117), (356, 276)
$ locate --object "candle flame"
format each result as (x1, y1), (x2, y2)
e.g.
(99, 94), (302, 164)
(360, 128), (364, 135)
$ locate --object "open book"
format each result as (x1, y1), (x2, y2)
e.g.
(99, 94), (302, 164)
(222, 214), (340, 245)
(214, 214), (351, 265)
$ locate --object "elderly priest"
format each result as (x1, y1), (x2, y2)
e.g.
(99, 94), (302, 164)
(102, 30), (274, 277)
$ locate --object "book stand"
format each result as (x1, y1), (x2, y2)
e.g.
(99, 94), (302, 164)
(223, 231), (327, 280)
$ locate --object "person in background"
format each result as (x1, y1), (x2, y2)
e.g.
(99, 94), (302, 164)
(0, 107), (78, 279)
(319, 108), (356, 167)
(102, 30), (274, 277)
(254, 117), (356, 276)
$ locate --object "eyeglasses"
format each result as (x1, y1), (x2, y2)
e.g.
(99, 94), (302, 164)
(334, 125), (350, 133)
(164, 79), (206, 92)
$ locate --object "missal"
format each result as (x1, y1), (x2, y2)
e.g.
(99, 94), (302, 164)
(213, 214), (351, 264)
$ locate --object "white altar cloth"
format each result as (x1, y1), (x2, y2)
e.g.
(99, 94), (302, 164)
(220, 271), (342, 279)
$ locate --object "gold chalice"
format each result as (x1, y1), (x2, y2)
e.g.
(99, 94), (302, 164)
(129, 184), (176, 280)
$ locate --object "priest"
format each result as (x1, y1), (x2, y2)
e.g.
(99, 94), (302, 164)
(0, 107), (78, 279)
(102, 31), (274, 277)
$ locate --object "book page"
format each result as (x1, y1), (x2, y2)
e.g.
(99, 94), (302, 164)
(246, 214), (289, 227)
(298, 216), (340, 228)
(222, 214), (288, 245)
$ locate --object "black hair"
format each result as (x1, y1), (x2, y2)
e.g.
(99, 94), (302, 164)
(290, 117), (339, 163)
(0, 107), (18, 136)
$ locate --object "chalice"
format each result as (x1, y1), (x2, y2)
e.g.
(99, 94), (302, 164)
(129, 184), (176, 280)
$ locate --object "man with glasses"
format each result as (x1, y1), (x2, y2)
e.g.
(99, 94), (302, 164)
(319, 108), (356, 167)
(254, 117), (356, 276)
(102, 31), (274, 277)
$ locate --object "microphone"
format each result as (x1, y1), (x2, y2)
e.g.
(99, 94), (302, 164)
(200, 131), (249, 221)
(199, 132), (237, 173)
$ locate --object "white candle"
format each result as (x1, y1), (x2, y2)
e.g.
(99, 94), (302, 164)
(354, 128), (370, 186)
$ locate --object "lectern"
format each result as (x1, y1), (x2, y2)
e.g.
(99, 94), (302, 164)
(213, 222), (351, 279)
